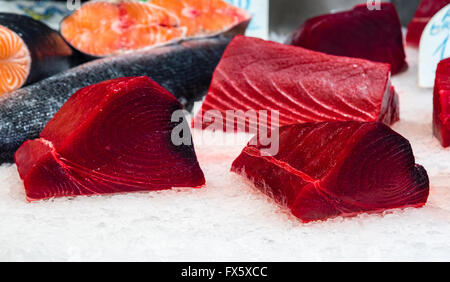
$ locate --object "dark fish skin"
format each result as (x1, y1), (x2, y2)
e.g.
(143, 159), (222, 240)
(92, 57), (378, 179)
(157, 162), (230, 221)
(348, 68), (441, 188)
(0, 13), (74, 85)
(0, 36), (231, 163)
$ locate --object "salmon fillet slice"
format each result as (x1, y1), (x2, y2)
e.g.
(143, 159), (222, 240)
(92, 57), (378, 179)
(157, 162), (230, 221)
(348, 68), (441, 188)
(150, 0), (250, 37)
(61, 1), (186, 56)
(0, 25), (31, 96)
(61, 0), (249, 57)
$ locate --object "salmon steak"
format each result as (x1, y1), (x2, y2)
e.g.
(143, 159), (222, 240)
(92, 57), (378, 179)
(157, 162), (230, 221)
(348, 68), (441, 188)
(231, 122), (430, 223)
(286, 3), (407, 74)
(194, 36), (399, 132)
(15, 76), (205, 201)
(433, 57), (450, 147)
(0, 13), (73, 97)
(407, 0), (450, 47)
(61, 0), (250, 57)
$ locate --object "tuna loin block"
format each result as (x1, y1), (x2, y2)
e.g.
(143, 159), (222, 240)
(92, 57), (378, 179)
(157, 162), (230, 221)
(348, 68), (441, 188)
(407, 0), (450, 47)
(231, 122), (429, 223)
(15, 76), (205, 201)
(194, 36), (399, 131)
(287, 3), (406, 74)
(433, 58), (450, 147)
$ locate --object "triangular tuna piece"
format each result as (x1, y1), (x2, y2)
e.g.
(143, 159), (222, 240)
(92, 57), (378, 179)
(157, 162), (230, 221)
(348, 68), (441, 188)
(231, 122), (430, 223)
(433, 58), (450, 147)
(286, 3), (406, 74)
(194, 36), (399, 131)
(15, 76), (205, 201)
(407, 0), (450, 47)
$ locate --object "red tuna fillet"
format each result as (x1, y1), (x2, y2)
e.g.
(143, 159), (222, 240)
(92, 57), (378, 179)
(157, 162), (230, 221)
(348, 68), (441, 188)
(231, 122), (430, 223)
(433, 58), (450, 147)
(194, 36), (399, 131)
(15, 76), (205, 201)
(407, 0), (450, 47)
(286, 3), (406, 75)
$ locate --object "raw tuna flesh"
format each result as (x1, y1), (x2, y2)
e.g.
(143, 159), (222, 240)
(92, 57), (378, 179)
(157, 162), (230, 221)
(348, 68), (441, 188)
(15, 76), (205, 201)
(194, 36), (399, 131)
(286, 3), (406, 74)
(407, 0), (450, 47)
(231, 122), (430, 223)
(433, 58), (450, 147)
(0, 36), (230, 164)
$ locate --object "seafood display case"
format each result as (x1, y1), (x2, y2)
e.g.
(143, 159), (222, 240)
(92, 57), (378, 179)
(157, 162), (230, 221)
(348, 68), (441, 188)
(0, 0), (449, 263)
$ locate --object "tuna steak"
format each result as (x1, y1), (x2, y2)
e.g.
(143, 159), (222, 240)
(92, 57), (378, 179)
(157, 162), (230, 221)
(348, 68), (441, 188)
(407, 0), (450, 47)
(0, 36), (230, 164)
(286, 3), (406, 74)
(15, 76), (205, 201)
(194, 36), (399, 131)
(433, 58), (450, 147)
(231, 122), (430, 223)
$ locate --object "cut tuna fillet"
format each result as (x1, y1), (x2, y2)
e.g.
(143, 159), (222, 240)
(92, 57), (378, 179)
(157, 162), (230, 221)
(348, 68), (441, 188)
(0, 36), (230, 164)
(433, 58), (450, 147)
(286, 3), (406, 74)
(407, 0), (450, 47)
(194, 36), (400, 131)
(231, 122), (430, 223)
(15, 76), (205, 201)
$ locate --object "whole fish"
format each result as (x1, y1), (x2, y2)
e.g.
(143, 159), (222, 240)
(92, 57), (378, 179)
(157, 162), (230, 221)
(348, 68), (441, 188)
(0, 36), (231, 163)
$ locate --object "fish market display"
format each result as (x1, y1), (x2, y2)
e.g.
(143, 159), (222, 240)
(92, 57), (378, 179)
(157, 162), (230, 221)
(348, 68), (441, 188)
(231, 122), (430, 223)
(194, 36), (399, 131)
(15, 76), (205, 201)
(407, 0), (450, 47)
(0, 36), (230, 164)
(433, 58), (450, 147)
(286, 3), (406, 74)
(0, 13), (73, 96)
(61, 0), (250, 57)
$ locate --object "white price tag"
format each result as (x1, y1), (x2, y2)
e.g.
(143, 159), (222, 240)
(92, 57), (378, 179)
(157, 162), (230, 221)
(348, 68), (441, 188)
(419, 4), (450, 88)
(225, 0), (269, 39)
